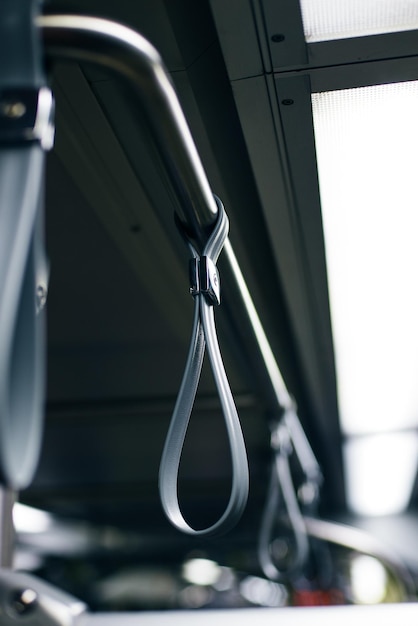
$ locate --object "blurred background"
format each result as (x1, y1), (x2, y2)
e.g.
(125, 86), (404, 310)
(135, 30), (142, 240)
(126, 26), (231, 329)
(10, 0), (418, 613)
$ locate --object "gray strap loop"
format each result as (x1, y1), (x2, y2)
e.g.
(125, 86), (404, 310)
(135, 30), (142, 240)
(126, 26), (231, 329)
(258, 431), (309, 581)
(0, 140), (47, 492)
(0, 0), (50, 489)
(258, 409), (321, 581)
(159, 198), (249, 536)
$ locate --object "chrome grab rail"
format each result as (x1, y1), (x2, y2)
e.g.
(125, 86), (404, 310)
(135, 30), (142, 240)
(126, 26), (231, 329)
(38, 13), (294, 413)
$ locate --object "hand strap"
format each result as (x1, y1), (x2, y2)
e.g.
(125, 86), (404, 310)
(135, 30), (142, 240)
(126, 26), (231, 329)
(159, 197), (249, 536)
(258, 407), (322, 580)
(258, 419), (309, 581)
(0, 0), (54, 489)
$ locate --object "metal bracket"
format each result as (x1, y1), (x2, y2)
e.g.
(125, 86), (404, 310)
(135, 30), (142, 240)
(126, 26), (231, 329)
(0, 87), (55, 150)
(189, 256), (221, 305)
(0, 569), (86, 626)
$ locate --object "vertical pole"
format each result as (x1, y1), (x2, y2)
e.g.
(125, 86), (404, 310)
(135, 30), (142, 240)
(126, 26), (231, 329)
(0, 488), (15, 568)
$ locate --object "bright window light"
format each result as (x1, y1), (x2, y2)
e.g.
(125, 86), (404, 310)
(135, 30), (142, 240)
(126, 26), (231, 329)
(239, 576), (287, 607)
(344, 432), (418, 516)
(350, 555), (387, 604)
(312, 82), (418, 516)
(300, 0), (418, 42)
(312, 81), (418, 437)
(181, 558), (222, 586)
(13, 503), (52, 533)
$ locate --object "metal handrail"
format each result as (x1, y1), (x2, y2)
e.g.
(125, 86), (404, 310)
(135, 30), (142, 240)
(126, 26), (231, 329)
(38, 14), (218, 252)
(304, 516), (416, 598)
(38, 15), (315, 541)
(38, 13), (295, 416)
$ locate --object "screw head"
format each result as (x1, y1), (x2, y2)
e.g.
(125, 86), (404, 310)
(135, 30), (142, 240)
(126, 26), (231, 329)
(271, 33), (285, 43)
(281, 99), (294, 106)
(36, 285), (48, 313)
(10, 588), (38, 615)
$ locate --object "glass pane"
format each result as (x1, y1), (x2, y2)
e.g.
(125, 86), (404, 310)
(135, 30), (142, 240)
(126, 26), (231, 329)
(300, 0), (418, 42)
(312, 81), (418, 436)
(344, 433), (418, 515)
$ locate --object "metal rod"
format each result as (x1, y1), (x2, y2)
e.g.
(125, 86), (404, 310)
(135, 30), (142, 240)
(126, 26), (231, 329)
(223, 240), (294, 411)
(38, 14), (295, 414)
(0, 487), (15, 568)
(304, 516), (416, 598)
(38, 14), (218, 252)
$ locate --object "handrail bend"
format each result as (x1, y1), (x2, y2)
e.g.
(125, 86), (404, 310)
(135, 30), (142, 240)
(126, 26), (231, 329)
(38, 14), (218, 252)
(38, 14), (302, 535)
(38, 11), (295, 440)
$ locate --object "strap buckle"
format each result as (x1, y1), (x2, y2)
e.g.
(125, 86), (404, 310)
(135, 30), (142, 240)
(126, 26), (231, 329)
(189, 256), (221, 305)
(0, 87), (55, 150)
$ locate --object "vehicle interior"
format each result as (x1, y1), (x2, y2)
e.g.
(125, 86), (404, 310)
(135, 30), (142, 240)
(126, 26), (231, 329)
(2, 0), (418, 623)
